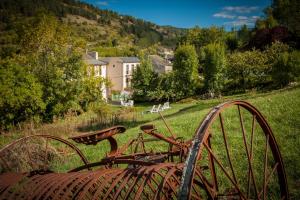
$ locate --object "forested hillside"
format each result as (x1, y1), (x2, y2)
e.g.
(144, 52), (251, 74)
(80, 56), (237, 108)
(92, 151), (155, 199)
(0, 0), (185, 58)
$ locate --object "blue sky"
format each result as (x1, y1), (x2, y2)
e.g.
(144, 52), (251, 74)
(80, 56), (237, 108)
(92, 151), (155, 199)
(83, 0), (271, 29)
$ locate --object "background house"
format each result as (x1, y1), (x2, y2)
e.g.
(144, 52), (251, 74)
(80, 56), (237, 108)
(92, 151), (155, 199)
(83, 51), (108, 99)
(149, 55), (173, 74)
(100, 57), (140, 97)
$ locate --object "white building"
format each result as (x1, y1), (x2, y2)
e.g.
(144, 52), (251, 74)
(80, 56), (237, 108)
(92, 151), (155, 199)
(83, 51), (108, 99)
(100, 57), (140, 95)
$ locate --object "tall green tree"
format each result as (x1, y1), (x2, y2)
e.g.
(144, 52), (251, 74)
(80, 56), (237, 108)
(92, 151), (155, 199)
(173, 44), (199, 98)
(202, 43), (226, 94)
(20, 13), (99, 120)
(272, 0), (300, 38)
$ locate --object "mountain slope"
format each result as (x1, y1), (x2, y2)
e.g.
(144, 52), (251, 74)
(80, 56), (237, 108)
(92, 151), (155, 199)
(0, 0), (186, 57)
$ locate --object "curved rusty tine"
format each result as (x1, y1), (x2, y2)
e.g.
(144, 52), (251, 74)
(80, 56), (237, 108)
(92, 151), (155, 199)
(0, 173), (26, 195)
(102, 167), (135, 199)
(112, 167), (139, 199)
(0, 134), (89, 170)
(76, 168), (122, 199)
(122, 167), (148, 199)
(153, 167), (180, 199)
(35, 173), (72, 200)
(4, 173), (46, 200)
(128, 169), (154, 199)
(71, 171), (100, 198)
(47, 172), (90, 200)
(26, 173), (64, 199)
(54, 171), (99, 200)
(91, 169), (125, 199)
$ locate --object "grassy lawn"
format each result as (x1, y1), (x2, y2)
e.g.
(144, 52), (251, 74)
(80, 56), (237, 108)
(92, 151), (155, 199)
(0, 86), (299, 198)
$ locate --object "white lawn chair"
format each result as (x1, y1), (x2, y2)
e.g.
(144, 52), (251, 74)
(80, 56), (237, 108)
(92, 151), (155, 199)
(128, 100), (134, 107)
(120, 100), (129, 107)
(143, 105), (155, 114)
(154, 104), (162, 113)
(162, 102), (170, 110)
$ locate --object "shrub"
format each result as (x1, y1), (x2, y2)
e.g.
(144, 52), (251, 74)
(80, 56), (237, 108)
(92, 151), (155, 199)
(226, 50), (269, 92)
(272, 50), (300, 87)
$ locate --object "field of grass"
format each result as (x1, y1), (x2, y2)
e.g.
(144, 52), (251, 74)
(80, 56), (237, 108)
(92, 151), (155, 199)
(0, 86), (299, 198)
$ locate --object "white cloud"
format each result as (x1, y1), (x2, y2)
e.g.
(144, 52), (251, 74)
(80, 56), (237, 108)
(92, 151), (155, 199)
(213, 6), (261, 27)
(96, 1), (108, 6)
(224, 15), (259, 27)
(213, 12), (236, 19)
(237, 16), (248, 20)
(223, 6), (259, 14)
(251, 16), (260, 20)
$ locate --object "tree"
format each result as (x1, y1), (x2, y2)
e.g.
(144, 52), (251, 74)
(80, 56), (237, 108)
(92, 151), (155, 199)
(272, 0), (300, 39)
(202, 43), (226, 94)
(0, 59), (45, 129)
(173, 44), (199, 98)
(131, 57), (158, 101)
(147, 72), (178, 101)
(20, 14), (94, 120)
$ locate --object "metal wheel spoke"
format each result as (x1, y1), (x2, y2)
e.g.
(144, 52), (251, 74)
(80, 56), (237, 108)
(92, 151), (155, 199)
(258, 162), (279, 199)
(238, 105), (259, 199)
(207, 135), (218, 192)
(219, 113), (237, 184)
(247, 114), (256, 198)
(203, 142), (246, 199)
(263, 134), (269, 200)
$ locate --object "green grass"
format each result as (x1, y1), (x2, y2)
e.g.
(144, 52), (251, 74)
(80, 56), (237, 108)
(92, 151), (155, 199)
(1, 86), (299, 198)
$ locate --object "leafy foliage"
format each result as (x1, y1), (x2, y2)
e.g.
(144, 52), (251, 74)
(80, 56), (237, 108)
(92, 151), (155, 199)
(173, 44), (200, 98)
(226, 50), (269, 92)
(0, 59), (45, 129)
(272, 50), (300, 87)
(20, 14), (88, 120)
(202, 43), (226, 94)
(131, 58), (158, 101)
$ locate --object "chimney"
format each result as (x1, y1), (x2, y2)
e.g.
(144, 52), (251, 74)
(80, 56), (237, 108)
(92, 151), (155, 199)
(90, 51), (98, 60)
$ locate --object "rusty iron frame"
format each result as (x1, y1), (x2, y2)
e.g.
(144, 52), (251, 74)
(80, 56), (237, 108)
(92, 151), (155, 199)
(0, 100), (289, 200)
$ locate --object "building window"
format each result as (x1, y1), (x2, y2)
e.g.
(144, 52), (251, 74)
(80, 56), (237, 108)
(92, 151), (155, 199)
(94, 65), (100, 76)
(126, 77), (131, 87)
(126, 64), (129, 75)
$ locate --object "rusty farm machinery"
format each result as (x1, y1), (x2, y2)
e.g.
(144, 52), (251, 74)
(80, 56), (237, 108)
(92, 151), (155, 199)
(0, 100), (289, 199)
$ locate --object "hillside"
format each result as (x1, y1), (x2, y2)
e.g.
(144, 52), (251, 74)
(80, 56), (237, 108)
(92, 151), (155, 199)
(0, 0), (186, 58)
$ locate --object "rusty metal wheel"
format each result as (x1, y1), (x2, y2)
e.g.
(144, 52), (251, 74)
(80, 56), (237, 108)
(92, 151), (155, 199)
(0, 134), (89, 173)
(179, 100), (288, 200)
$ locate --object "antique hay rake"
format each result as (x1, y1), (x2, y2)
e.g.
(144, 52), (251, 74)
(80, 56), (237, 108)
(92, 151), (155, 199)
(0, 101), (288, 199)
